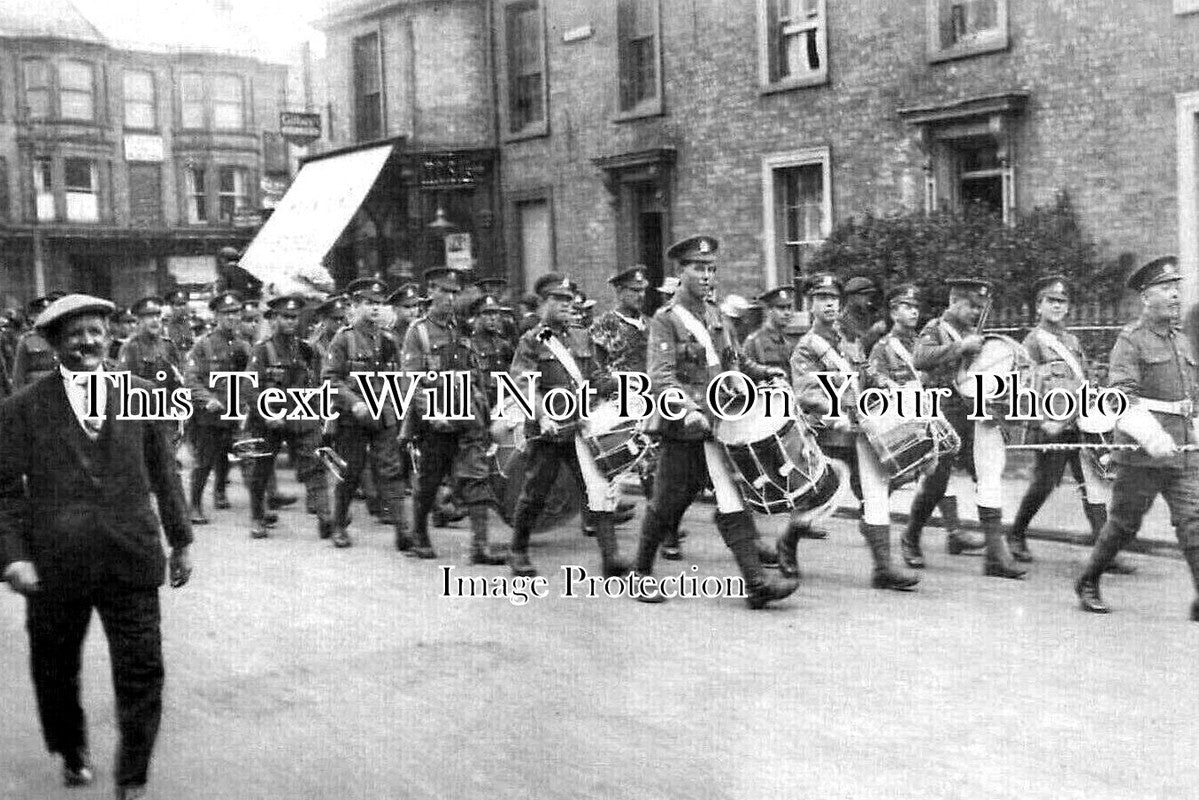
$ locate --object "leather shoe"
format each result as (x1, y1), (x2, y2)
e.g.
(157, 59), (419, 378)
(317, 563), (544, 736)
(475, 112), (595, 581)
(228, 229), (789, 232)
(189, 507), (209, 526)
(900, 534), (924, 568)
(1076, 576), (1109, 613)
(983, 560), (1026, 579)
(331, 527), (352, 548)
(509, 551), (537, 577)
(116, 784), (147, 800)
(250, 519), (270, 539)
(62, 750), (94, 787)
(946, 530), (985, 554)
(1105, 557), (1137, 575)
(660, 544), (681, 560)
(405, 545), (438, 559)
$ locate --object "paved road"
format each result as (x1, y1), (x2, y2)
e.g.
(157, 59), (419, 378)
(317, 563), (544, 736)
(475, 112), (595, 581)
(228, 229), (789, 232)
(2, 476), (1197, 800)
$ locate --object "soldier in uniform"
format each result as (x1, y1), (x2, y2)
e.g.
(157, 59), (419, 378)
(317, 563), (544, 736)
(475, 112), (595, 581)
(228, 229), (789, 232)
(322, 277), (407, 549)
(777, 274), (918, 591)
(307, 295), (348, 356)
(506, 273), (633, 578)
(841, 276), (887, 358)
(118, 296), (184, 396)
(1076, 257), (1199, 619)
(244, 296), (330, 540)
(632, 236), (797, 608)
(401, 268), (506, 564)
(900, 278), (1025, 578)
(591, 266), (650, 378)
(743, 286), (796, 371)
(108, 307), (135, 362)
(163, 289), (195, 354)
(471, 294), (515, 409)
(185, 291), (252, 524)
(1005, 276), (1131, 571)
(869, 283), (982, 555)
(11, 293), (65, 390)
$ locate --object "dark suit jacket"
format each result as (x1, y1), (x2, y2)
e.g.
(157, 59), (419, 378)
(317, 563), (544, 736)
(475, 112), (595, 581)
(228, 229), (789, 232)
(0, 372), (192, 597)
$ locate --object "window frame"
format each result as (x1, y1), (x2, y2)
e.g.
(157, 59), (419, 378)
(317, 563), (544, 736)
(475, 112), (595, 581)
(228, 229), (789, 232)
(217, 165), (250, 223)
(615, 0), (663, 120)
(501, 0), (549, 141)
(507, 187), (556, 291)
(351, 31), (385, 142)
(926, 0), (1008, 63)
(122, 68), (157, 131)
(761, 146), (832, 288)
(22, 58), (51, 120)
(33, 156), (55, 222)
(63, 157), (99, 223)
(180, 72), (207, 130)
(184, 164), (209, 224)
(757, 0), (829, 93)
(211, 73), (245, 132)
(58, 60), (96, 122)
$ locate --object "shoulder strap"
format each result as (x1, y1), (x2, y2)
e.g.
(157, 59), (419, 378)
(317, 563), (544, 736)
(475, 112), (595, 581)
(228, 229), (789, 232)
(887, 336), (920, 381)
(805, 332), (853, 373)
(540, 330), (586, 387)
(1035, 328), (1086, 381)
(671, 304), (720, 367)
(938, 319), (963, 343)
(264, 338), (280, 368)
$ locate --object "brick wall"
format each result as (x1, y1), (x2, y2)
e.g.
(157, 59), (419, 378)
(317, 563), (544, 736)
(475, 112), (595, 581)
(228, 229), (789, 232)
(495, 0), (1199, 310)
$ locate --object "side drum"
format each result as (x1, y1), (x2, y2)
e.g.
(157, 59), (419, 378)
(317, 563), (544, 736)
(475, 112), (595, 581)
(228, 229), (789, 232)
(582, 400), (652, 481)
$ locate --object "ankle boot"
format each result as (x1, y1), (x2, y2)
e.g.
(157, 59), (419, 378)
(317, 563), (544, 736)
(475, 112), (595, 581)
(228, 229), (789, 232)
(1183, 549), (1199, 622)
(331, 481), (354, 548)
(940, 496), (984, 554)
(590, 511), (631, 577)
(214, 484), (230, 510)
(507, 516), (536, 577)
(980, 506), (1025, 578)
(635, 506), (667, 575)
(756, 519), (780, 569)
(774, 519), (803, 579)
(861, 522), (919, 591)
(1006, 525), (1033, 563)
(1084, 504), (1135, 575)
(1075, 522), (1128, 613)
(407, 513), (437, 559)
(717, 511), (799, 609)
(189, 475), (209, 525)
(468, 505), (506, 565)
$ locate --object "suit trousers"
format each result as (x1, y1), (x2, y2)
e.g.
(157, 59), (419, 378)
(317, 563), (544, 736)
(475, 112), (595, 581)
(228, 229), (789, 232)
(26, 586), (164, 788)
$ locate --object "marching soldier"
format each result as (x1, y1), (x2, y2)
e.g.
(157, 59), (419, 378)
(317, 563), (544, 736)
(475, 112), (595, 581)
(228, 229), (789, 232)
(471, 294), (515, 409)
(322, 277), (407, 549)
(401, 268), (506, 564)
(389, 283), (424, 342)
(743, 286), (796, 372)
(901, 278), (1024, 578)
(632, 236), (797, 608)
(185, 291), (252, 523)
(778, 274), (918, 591)
(107, 307), (135, 362)
(506, 273), (631, 579)
(244, 296), (330, 540)
(11, 293), (64, 390)
(1076, 256), (1199, 619)
(118, 296), (184, 394)
(841, 276), (887, 357)
(164, 289), (195, 353)
(1006, 276), (1131, 572)
(307, 294), (348, 357)
(591, 266), (650, 378)
(869, 283), (982, 556)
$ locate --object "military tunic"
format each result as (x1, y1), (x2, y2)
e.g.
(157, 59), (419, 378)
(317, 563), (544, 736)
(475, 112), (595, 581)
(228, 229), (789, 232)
(166, 314), (195, 354)
(743, 322), (794, 373)
(590, 308), (649, 378)
(470, 330), (515, 409)
(184, 329), (252, 506)
(119, 333), (183, 392)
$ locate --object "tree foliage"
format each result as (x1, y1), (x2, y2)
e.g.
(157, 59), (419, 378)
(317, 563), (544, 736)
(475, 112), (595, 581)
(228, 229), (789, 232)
(806, 190), (1124, 311)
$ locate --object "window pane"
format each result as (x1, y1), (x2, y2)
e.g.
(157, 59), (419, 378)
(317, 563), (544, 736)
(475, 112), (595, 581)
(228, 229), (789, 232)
(124, 71), (156, 128)
(213, 75), (242, 102)
(61, 91), (95, 121)
(64, 158), (94, 191)
(182, 74), (205, 128)
(353, 34), (382, 140)
(214, 102), (243, 130)
(60, 61), (93, 91)
(218, 167), (248, 222)
(507, 3), (544, 130)
(777, 163), (824, 244)
(124, 70), (154, 100)
(185, 167), (207, 223)
(34, 158), (54, 222)
(23, 60), (48, 88)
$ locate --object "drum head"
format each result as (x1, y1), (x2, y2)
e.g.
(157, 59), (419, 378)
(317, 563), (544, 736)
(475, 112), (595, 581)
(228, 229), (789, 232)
(958, 335), (1026, 399)
(715, 386), (793, 446)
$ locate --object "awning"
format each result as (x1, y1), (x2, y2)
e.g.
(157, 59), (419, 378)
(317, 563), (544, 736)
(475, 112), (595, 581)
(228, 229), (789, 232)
(238, 142), (396, 295)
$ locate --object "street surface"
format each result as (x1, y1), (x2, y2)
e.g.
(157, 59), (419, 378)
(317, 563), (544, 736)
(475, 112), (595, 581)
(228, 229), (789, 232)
(1, 471), (1197, 800)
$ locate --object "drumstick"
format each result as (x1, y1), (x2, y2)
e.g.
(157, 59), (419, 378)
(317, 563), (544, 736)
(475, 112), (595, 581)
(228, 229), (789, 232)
(1006, 442), (1199, 452)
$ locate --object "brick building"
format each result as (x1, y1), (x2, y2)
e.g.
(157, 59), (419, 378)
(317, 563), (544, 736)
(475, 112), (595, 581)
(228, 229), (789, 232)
(478, 0), (1199, 308)
(0, 0), (290, 308)
(305, 0), (501, 288)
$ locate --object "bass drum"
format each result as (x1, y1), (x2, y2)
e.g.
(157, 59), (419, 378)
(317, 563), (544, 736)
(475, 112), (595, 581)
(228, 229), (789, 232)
(488, 398), (582, 532)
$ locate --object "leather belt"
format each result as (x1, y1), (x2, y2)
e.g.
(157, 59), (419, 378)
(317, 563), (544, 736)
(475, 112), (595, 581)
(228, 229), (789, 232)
(1138, 397), (1195, 417)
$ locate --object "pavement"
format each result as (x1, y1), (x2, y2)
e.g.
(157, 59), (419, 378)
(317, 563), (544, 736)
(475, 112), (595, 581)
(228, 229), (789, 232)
(1, 470), (1197, 800)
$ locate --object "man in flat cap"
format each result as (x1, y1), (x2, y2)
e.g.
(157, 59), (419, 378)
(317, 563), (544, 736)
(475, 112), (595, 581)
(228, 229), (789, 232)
(505, 273), (632, 579)
(1006, 276), (1131, 571)
(322, 277), (407, 549)
(901, 277), (1021, 578)
(779, 273), (918, 592)
(243, 296), (330, 540)
(841, 275), (886, 357)
(1076, 256), (1199, 619)
(632, 236), (797, 608)
(11, 293), (65, 390)
(401, 268), (506, 563)
(184, 291), (252, 523)
(1, 294), (192, 800)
